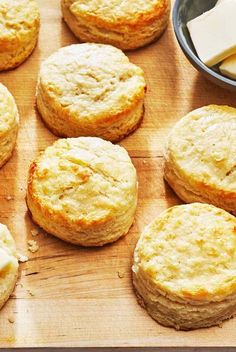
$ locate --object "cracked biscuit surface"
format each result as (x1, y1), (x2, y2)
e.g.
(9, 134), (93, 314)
(26, 137), (138, 246)
(0, 0), (40, 71)
(61, 0), (170, 50)
(164, 105), (236, 215)
(133, 203), (236, 330)
(0, 83), (19, 168)
(36, 43), (146, 142)
(0, 224), (19, 310)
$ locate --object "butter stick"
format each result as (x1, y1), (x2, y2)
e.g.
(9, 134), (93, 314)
(220, 54), (236, 79)
(187, 0), (236, 67)
(217, 0), (236, 79)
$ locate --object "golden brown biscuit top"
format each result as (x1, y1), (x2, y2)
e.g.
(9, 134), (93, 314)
(29, 137), (137, 226)
(0, 83), (19, 136)
(0, 0), (39, 42)
(39, 44), (146, 122)
(167, 105), (236, 193)
(133, 203), (236, 302)
(68, 0), (168, 28)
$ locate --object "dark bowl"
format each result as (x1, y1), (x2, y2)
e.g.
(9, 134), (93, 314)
(172, 0), (236, 91)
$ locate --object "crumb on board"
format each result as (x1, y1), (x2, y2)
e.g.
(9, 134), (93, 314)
(5, 196), (13, 201)
(27, 240), (39, 253)
(143, 160), (147, 164)
(117, 271), (125, 279)
(8, 315), (15, 324)
(27, 289), (35, 297)
(17, 253), (29, 263)
(16, 282), (23, 288)
(31, 229), (39, 237)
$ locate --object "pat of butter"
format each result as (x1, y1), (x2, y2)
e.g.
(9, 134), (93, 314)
(0, 248), (12, 271)
(220, 53), (236, 79)
(187, 0), (236, 67)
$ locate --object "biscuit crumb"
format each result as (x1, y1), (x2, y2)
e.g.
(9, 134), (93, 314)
(143, 160), (147, 164)
(27, 289), (35, 296)
(16, 282), (23, 288)
(31, 229), (39, 237)
(17, 253), (29, 263)
(117, 271), (125, 279)
(218, 322), (223, 328)
(8, 315), (15, 324)
(5, 196), (13, 201)
(27, 240), (39, 253)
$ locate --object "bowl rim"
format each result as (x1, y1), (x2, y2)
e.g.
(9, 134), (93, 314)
(172, 0), (236, 88)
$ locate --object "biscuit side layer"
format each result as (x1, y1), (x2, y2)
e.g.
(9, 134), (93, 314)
(61, 0), (170, 50)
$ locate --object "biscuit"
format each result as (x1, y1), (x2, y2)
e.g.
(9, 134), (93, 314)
(26, 137), (138, 246)
(164, 105), (236, 215)
(0, 83), (19, 168)
(61, 0), (170, 50)
(133, 203), (236, 330)
(0, 0), (40, 71)
(36, 43), (146, 142)
(0, 224), (19, 310)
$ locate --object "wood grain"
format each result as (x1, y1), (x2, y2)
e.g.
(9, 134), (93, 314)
(0, 0), (236, 348)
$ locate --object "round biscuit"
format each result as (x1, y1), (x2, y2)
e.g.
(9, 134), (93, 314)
(164, 105), (236, 215)
(36, 43), (146, 142)
(26, 137), (138, 246)
(133, 203), (236, 330)
(0, 0), (40, 71)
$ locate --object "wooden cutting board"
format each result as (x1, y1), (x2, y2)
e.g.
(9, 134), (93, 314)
(0, 0), (236, 349)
